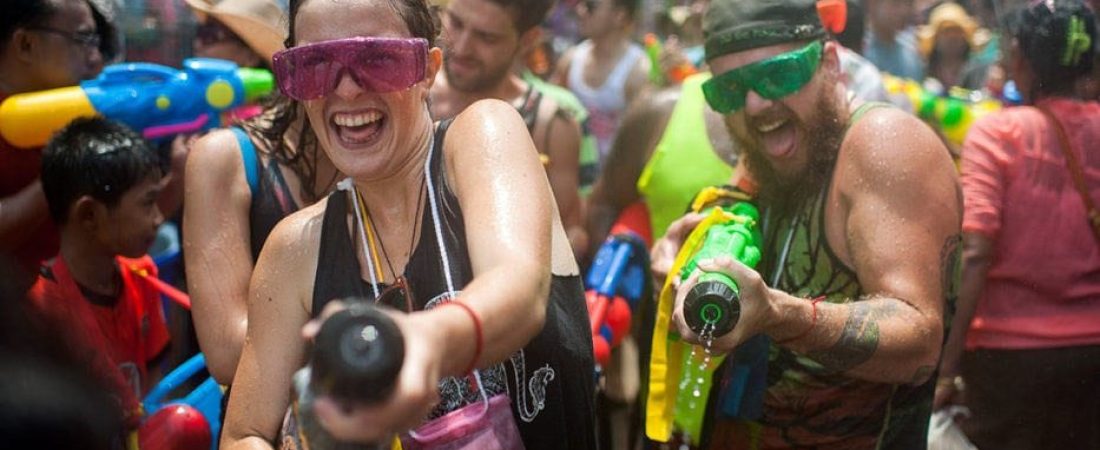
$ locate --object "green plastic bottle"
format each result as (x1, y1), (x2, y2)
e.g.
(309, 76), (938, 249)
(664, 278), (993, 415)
(678, 202), (762, 337)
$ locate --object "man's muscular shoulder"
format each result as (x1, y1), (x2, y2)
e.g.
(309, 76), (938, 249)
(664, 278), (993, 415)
(838, 106), (954, 194)
(828, 106), (960, 262)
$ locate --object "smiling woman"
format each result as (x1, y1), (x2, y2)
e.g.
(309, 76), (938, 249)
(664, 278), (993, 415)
(181, 0), (341, 403)
(218, 0), (597, 448)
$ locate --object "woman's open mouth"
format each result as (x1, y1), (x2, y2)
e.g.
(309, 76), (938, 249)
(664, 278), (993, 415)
(332, 109), (386, 147)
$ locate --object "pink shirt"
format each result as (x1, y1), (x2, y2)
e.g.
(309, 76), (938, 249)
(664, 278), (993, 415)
(961, 98), (1100, 350)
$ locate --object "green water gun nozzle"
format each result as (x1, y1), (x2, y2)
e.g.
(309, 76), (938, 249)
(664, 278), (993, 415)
(679, 202), (762, 337)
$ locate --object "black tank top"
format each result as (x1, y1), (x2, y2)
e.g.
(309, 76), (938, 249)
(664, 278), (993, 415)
(237, 127), (299, 261)
(311, 120), (597, 450)
(220, 128), (302, 439)
(516, 84), (543, 135)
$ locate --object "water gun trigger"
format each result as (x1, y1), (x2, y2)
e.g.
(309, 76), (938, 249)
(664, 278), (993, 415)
(142, 114), (211, 141)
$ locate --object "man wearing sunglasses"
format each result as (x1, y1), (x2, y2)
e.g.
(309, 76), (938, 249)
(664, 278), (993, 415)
(650, 0), (961, 447)
(431, 0), (588, 256)
(0, 0), (107, 285)
(585, 0), (889, 261)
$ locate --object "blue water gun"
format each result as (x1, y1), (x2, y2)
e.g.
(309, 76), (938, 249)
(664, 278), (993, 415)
(586, 202), (652, 368)
(0, 58), (273, 149)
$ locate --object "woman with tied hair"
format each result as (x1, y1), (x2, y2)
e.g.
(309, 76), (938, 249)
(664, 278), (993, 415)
(936, 0), (1100, 447)
(183, 0), (340, 386)
(220, 0), (597, 447)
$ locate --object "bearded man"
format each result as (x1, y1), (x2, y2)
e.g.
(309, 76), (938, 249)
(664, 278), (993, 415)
(430, 0), (587, 254)
(650, 0), (962, 447)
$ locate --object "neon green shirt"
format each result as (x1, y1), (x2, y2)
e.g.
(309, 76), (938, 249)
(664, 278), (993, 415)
(637, 72), (734, 238)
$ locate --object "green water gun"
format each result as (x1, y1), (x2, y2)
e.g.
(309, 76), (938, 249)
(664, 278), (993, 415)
(678, 201), (762, 338)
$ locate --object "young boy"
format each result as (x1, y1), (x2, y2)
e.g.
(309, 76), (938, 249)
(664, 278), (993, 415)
(27, 117), (170, 434)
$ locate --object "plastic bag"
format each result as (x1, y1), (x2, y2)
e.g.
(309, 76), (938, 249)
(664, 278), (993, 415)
(399, 383), (523, 450)
(928, 406), (977, 450)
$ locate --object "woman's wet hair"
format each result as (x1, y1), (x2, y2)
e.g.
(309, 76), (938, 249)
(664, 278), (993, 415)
(285, 0), (440, 48)
(240, 95), (326, 202)
(1012, 0), (1097, 95)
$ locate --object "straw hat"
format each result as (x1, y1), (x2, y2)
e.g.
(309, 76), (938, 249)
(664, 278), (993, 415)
(918, 2), (979, 58)
(183, 0), (287, 64)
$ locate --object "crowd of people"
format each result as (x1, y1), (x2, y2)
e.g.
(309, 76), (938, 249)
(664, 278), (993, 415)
(1, 0), (1098, 447)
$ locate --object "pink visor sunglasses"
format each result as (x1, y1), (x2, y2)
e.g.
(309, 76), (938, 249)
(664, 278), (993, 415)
(273, 37), (428, 101)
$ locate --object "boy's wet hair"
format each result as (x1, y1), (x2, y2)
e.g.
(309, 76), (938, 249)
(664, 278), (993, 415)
(41, 117), (162, 224)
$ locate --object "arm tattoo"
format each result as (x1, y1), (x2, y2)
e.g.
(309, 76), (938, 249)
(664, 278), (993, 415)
(808, 302), (881, 372)
(910, 365), (936, 385)
(941, 234), (962, 325)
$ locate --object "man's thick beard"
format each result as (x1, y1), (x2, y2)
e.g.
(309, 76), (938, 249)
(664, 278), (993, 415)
(735, 93), (846, 214)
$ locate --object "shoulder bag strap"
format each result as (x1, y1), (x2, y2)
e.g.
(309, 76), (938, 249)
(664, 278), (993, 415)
(1037, 106), (1100, 242)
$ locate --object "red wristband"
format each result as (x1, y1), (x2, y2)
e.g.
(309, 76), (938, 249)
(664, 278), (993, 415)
(775, 296), (825, 345)
(445, 300), (482, 375)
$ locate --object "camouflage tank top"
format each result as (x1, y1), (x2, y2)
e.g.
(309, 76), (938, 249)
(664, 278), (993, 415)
(707, 103), (938, 450)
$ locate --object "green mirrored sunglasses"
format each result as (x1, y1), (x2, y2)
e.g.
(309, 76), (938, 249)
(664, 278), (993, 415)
(702, 40), (824, 114)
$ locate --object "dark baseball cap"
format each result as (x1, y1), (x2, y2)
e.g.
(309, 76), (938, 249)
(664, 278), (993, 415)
(704, 0), (826, 61)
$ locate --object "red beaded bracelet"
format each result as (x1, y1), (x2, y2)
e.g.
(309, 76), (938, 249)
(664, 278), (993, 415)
(775, 295), (826, 345)
(445, 300), (483, 375)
